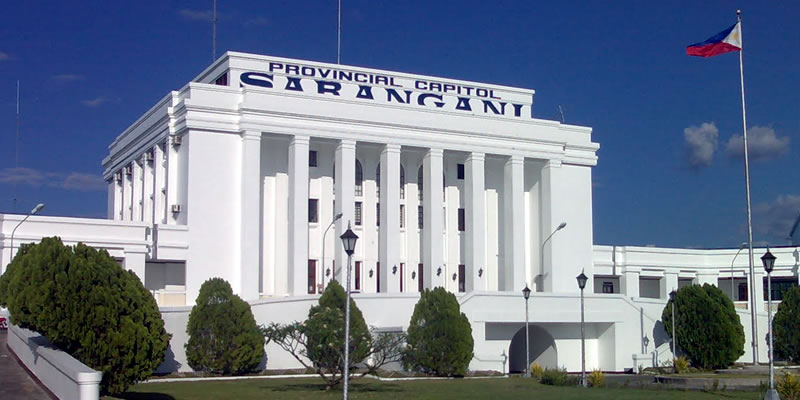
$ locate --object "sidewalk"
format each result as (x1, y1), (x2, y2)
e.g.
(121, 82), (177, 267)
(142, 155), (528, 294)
(0, 330), (53, 400)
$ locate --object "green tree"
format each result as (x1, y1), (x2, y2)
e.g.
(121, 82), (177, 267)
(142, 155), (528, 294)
(404, 287), (474, 376)
(185, 278), (264, 375)
(774, 286), (800, 362)
(661, 284), (744, 370)
(2, 237), (169, 394)
(263, 280), (404, 389)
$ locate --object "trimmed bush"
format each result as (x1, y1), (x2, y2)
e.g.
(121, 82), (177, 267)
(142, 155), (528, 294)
(775, 286), (800, 362)
(185, 278), (264, 375)
(778, 372), (800, 400)
(673, 356), (689, 374)
(540, 367), (575, 386)
(530, 362), (544, 380)
(1, 237), (169, 394)
(305, 279), (371, 378)
(404, 287), (474, 376)
(661, 284), (744, 370)
(588, 369), (605, 387)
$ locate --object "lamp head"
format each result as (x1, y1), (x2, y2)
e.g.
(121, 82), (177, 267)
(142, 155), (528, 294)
(669, 290), (677, 302)
(334, 212), (344, 222)
(522, 285), (531, 300)
(31, 203), (45, 214)
(576, 271), (588, 290)
(761, 247), (776, 274)
(557, 222), (567, 230)
(339, 221), (358, 256)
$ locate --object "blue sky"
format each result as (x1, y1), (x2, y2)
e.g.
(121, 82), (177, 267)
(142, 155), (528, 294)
(0, 1), (797, 249)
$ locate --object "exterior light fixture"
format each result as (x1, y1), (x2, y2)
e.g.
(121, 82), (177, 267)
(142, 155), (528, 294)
(762, 248), (779, 400)
(339, 222), (359, 400)
(452, 273), (457, 281)
(369, 269), (374, 278)
(411, 271), (416, 279)
(478, 268), (484, 277)
(392, 265), (397, 274)
(436, 267), (442, 276)
(576, 270), (588, 387)
(9, 203), (45, 264)
(522, 285), (531, 377)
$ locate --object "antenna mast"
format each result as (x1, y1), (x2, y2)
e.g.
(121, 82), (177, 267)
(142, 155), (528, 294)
(13, 80), (19, 213)
(212, 0), (217, 61)
(337, 0), (342, 64)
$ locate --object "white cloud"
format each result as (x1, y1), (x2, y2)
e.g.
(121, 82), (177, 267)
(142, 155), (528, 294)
(81, 96), (110, 107)
(683, 122), (719, 170)
(0, 168), (106, 192)
(753, 194), (800, 241)
(178, 9), (212, 21)
(52, 73), (85, 82)
(0, 51), (10, 61)
(725, 126), (790, 161)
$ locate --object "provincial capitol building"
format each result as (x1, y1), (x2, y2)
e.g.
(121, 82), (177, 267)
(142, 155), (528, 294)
(0, 52), (790, 373)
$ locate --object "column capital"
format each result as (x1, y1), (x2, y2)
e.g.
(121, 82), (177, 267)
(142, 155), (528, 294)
(543, 159), (563, 168)
(241, 131), (262, 141)
(467, 152), (485, 162)
(337, 138), (356, 150)
(505, 154), (524, 165)
(381, 143), (401, 154)
(291, 135), (311, 146)
(425, 148), (444, 158)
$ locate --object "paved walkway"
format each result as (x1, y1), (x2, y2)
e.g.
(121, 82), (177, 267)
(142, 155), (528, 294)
(0, 330), (53, 400)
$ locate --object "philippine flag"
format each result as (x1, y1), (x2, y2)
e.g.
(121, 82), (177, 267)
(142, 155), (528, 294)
(686, 22), (742, 57)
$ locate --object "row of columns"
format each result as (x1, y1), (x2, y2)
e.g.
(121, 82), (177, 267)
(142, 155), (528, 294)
(239, 132), (545, 297)
(113, 142), (177, 227)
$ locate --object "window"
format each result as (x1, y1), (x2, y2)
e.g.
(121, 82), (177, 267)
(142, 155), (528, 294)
(400, 165), (406, 199)
(308, 199), (318, 223)
(400, 205), (405, 228)
(375, 164), (380, 198)
(458, 264), (466, 292)
(376, 203), (380, 226)
(418, 264), (424, 292)
(418, 166), (424, 201)
(355, 202), (362, 226)
(214, 72), (228, 86)
(602, 281), (614, 294)
(355, 160), (363, 196)
(764, 277), (797, 301)
(458, 208), (465, 232)
(457, 163), (465, 180)
(400, 263), (405, 292)
(309, 150), (318, 167)
(418, 206), (424, 229)
(308, 260), (317, 294)
(738, 282), (748, 301)
(355, 261), (362, 291)
(376, 262), (380, 293)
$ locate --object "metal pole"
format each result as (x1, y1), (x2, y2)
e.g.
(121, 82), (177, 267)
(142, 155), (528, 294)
(671, 300), (676, 363)
(212, 0), (217, 61)
(337, 0), (342, 64)
(766, 272), (779, 399)
(14, 80), (19, 213)
(736, 9), (759, 366)
(580, 287), (586, 387)
(322, 214), (341, 288)
(525, 297), (530, 377)
(640, 307), (645, 354)
(731, 243), (745, 301)
(343, 252), (352, 400)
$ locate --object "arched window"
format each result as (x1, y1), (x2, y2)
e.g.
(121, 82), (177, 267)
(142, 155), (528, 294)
(355, 160), (363, 197)
(417, 166), (424, 201)
(400, 165), (406, 199)
(375, 164), (380, 198)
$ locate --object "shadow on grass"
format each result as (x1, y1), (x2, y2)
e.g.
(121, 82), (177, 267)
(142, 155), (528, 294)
(267, 382), (403, 394)
(113, 392), (176, 400)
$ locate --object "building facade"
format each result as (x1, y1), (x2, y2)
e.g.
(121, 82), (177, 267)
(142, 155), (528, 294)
(1, 52), (793, 374)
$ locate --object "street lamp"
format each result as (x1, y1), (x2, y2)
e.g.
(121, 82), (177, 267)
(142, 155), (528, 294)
(761, 248), (780, 400)
(730, 242), (747, 302)
(322, 213), (344, 283)
(539, 222), (566, 291)
(576, 270), (588, 387)
(8, 203), (45, 269)
(522, 284), (531, 377)
(669, 290), (677, 370)
(339, 222), (358, 400)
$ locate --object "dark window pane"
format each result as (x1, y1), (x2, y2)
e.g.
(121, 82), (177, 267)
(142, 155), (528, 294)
(309, 150), (317, 167)
(355, 202), (362, 226)
(355, 261), (361, 291)
(458, 264), (465, 292)
(308, 260), (317, 294)
(457, 163), (465, 180)
(308, 199), (318, 223)
(458, 208), (465, 232)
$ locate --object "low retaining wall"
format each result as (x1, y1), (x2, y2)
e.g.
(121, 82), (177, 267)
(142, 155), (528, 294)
(7, 324), (102, 400)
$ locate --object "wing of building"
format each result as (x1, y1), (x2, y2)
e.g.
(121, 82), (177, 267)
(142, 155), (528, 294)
(0, 52), (789, 373)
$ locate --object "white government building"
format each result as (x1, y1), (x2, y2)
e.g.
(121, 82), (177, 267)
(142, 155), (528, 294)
(0, 52), (794, 374)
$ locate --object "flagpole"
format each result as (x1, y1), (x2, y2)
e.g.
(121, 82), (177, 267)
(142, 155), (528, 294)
(737, 9), (759, 365)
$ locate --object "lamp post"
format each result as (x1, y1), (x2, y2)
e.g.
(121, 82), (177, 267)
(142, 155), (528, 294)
(539, 222), (566, 291)
(339, 222), (358, 400)
(730, 242), (747, 302)
(8, 203), (45, 269)
(761, 248), (780, 400)
(669, 290), (677, 370)
(322, 213), (344, 284)
(576, 271), (588, 387)
(522, 285), (531, 377)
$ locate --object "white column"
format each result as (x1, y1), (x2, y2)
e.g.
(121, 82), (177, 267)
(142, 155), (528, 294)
(132, 160), (143, 221)
(240, 131), (262, 300)
(697, 272), (718, 286)
(124, 249), (147, 284)
(465, 152), (486, 292)
(123, 164), (132, 220)
(334, 139), (356, 286)
(621, 269), (640, 297)
(380, 144), (401, 293)
(503, 155), (524, 291)
(288, 135), (310, 295)
(423, 148), (444, 288)
(110, 178), (122, 220)
(753, 272), (765, 312)
(165, 136), (180, 224)
(142, 154), (154, 225)
(662, 272), (679, 299)
(153, 144), (166, 225)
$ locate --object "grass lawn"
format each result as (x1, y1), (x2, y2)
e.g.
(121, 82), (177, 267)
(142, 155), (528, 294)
(105, 376), (764, 400)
